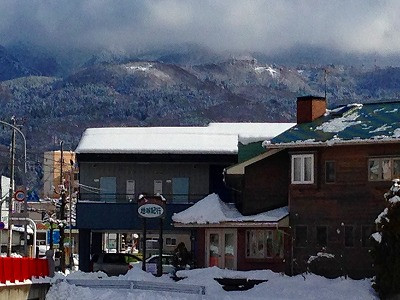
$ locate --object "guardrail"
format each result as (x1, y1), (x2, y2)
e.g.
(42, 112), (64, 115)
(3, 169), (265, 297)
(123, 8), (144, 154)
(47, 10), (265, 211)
(0, 257), (49, 283)
(59, 278), (206, 295)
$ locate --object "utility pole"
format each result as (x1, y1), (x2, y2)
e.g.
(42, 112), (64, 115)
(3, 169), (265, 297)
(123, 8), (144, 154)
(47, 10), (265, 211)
(59, 141), (66, 272)
(7, 117), (16, 257)
(49, 218), (54, 250)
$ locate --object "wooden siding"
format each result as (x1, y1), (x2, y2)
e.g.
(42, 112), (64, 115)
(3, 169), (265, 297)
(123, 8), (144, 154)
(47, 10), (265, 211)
(289, 143), (400, 278)
(242, 150), (290, 215)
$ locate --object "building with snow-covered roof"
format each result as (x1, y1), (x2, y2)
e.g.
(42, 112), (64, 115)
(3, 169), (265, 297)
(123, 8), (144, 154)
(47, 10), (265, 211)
(222, 96), (400, 277)
(75, 122), (293, 271)
(172, 194), (290, 272)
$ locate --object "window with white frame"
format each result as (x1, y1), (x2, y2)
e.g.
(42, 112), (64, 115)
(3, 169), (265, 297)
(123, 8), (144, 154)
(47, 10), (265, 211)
(245, 230), (284, 259)
(166, 238), (177, 246)
(368, 157), (400, 181)
(291, 154), (314, 184)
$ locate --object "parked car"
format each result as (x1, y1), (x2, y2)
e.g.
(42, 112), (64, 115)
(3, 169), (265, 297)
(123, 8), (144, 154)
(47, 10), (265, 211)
(145, 254), (176, 275)
(90, 253), (142, 276)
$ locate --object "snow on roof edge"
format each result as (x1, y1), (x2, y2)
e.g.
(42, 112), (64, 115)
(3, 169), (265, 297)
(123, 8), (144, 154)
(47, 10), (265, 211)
(172, 193), (289, 225)
(264, 136), (400, 149)
(75, 123), (294, 154)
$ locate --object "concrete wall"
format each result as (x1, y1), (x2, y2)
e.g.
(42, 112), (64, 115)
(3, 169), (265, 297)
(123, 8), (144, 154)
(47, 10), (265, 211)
(0, 283), (49, 300)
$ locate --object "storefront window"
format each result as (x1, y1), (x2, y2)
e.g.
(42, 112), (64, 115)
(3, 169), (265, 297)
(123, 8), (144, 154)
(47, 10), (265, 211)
(246, 229), (284, 259)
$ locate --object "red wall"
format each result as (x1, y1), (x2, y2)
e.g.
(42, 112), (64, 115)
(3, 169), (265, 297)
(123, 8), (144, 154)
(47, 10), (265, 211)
(194, 227), (290, 273)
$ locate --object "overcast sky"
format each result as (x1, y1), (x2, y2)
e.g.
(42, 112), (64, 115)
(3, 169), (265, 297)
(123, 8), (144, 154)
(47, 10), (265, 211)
(1, 0), (399, 55)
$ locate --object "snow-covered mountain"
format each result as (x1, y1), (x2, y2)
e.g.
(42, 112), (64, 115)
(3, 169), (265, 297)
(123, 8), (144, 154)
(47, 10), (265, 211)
(2, 42), (400, 190)
(0, 43), (400, 154)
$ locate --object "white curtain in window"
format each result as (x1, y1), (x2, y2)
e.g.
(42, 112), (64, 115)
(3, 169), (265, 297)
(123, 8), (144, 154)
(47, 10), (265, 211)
(382, 159), (392, 180)
(293, 157), (302, 181)
(304, 156), (313, 181)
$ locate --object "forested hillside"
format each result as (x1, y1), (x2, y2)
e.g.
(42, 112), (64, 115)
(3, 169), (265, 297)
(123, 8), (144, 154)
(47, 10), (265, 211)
(1, 43), (400, 191)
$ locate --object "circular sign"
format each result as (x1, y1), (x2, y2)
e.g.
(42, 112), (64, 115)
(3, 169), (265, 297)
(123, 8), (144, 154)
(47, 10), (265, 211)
(14, 190), (25, 202)
(138, 203), (164, 218)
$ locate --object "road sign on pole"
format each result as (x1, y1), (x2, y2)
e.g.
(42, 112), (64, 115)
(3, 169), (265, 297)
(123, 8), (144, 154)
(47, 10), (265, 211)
(14, 190), (25, 202)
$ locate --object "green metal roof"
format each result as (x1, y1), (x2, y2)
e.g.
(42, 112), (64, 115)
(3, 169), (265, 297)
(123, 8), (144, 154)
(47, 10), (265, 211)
(238, 141), (266, 163)
(267, 101), (400, 148)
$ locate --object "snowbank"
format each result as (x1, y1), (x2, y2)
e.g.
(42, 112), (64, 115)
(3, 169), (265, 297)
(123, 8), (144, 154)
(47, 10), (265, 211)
(45, 266), (378, 300)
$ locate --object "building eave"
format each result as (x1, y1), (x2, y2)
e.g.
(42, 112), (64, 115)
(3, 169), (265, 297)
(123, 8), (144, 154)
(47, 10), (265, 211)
(265, 138), (400, 149)
(224, 149), (282, 175)
(173, 215), (289, 228)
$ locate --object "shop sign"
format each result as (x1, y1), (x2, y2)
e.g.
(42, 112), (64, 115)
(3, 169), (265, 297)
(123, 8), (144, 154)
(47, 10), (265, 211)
(138, 195), (166, 218)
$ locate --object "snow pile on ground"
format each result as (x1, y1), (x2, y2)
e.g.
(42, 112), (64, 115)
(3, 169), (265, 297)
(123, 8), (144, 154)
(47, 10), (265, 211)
(307, 252), (335, 264)
(46, 266), (378, 300)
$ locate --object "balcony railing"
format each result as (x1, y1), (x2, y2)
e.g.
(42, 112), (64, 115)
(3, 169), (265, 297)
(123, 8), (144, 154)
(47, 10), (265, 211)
(78, 193), (208, 204)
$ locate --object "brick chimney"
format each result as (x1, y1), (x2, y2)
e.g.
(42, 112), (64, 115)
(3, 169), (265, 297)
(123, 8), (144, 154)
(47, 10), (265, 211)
(296, 96), (326, 124)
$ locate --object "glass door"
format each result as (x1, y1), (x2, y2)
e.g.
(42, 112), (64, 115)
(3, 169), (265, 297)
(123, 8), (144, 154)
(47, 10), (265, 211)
(208, 231), (220, 267)
(224, 231), (236, 270)
(206, 229), (237, 269)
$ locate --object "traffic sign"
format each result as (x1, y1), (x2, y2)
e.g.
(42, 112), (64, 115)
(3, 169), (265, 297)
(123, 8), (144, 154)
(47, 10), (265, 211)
(0, 222), (4, 230)
(14, 190), (25, 202)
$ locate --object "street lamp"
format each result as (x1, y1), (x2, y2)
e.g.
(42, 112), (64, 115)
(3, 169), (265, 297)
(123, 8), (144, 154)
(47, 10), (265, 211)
(0, 119), (27, 257)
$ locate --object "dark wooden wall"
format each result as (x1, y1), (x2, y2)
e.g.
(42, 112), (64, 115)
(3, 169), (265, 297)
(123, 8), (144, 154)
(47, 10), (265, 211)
(242, 150), (290, 215)
(290, 143), (400, 278)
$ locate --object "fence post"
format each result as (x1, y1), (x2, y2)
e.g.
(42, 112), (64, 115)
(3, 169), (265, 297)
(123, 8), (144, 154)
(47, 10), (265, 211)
(4, 257), (15, 283)
(21, 257), (29, 281)
(14, 258), (22, 281)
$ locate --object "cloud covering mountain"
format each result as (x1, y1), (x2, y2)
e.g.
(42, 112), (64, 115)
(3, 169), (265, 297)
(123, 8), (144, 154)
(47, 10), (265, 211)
(1, 1), (400, 55)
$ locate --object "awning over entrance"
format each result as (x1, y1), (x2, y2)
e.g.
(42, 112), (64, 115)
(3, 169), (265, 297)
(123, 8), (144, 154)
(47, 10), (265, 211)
(172, 193), (289, 228)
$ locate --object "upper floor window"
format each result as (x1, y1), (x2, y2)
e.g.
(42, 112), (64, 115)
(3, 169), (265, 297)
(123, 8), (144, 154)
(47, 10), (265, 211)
(291, 154), (314, 184)
(368, 157), (400, 181)
(166, 238), (177, 246)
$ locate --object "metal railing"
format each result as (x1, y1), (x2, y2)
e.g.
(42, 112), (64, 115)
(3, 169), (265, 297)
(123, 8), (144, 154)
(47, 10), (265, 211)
(78, 193), (208, 204)
(58, 278), (206, 295)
